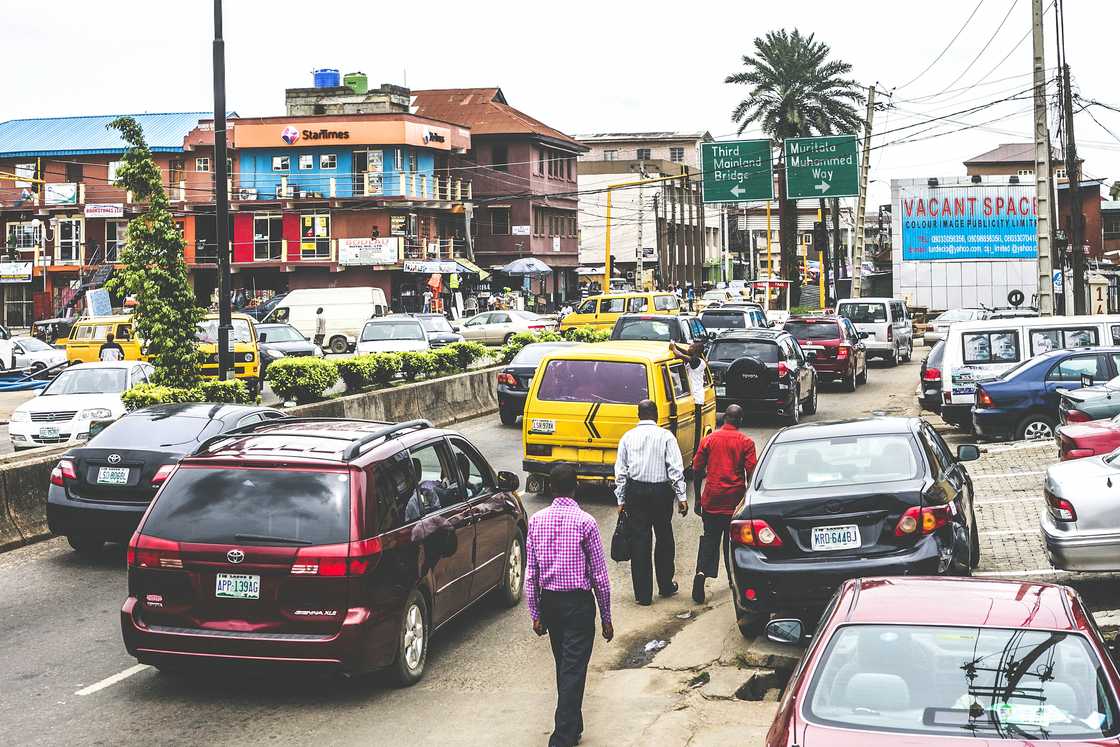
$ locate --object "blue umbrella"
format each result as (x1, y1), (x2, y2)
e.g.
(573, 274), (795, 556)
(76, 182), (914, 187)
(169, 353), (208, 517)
(500, 257), (553, 275)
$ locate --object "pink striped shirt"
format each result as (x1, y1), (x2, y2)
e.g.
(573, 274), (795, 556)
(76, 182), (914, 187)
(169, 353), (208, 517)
(525, 497), (611, 626)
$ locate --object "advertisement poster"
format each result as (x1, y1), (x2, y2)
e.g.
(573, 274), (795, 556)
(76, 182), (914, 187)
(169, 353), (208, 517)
(338, 237), (401, 266)
(900, 184), (1038, 261)
(0, 262), (32, 283)
(45, 183), (79, 205)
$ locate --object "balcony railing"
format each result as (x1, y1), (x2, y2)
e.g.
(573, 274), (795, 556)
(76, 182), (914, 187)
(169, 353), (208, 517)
(177, 173), (472, 203)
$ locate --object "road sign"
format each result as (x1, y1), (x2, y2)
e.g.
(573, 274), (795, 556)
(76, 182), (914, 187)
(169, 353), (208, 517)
(784, 135), (859, 199)
(700, 140), (773, 203)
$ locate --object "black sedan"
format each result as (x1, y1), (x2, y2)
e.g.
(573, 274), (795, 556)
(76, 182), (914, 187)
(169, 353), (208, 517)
(919, 339), (945, 413)
(497, 341), (581, 425)
(415, 313), (465, 347)
(727, 417), (980, 637)
(46, 403), (286, 555)
(257, 323), (322, 372)
(707, 329), (817, 424)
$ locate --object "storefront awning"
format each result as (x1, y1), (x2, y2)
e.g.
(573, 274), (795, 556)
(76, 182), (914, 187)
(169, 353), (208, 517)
(455, 257), (491, 280)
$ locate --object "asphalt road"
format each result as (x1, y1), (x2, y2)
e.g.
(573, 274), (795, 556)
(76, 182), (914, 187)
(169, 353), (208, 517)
(0, 357), (920, 746)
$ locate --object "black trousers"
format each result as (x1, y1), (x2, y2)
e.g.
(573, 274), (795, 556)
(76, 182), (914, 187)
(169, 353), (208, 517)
(695, 512), (732, 579)
(624, 480), (676, 603)
(540, 590), (596, 747)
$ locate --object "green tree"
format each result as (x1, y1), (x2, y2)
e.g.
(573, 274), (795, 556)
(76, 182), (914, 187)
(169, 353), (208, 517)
(726, 29), (864, 299)
(105, 117), (204, 388)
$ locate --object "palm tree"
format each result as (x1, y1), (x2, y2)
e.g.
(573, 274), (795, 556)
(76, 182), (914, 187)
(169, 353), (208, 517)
(727, 29), (864, 299)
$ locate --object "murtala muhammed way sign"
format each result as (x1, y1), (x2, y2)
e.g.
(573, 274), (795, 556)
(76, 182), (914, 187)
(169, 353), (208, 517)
(700, 139), (773, 203)
(784, 135), (859, 199)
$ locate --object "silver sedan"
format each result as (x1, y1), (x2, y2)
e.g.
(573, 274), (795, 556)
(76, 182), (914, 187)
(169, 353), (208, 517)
(1041, 451), (1120, 571)
(455, 310), (558, 345)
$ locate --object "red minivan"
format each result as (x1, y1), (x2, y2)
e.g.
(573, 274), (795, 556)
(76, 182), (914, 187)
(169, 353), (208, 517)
(784, 315), (868, 391)
(121, 418), (526, 685)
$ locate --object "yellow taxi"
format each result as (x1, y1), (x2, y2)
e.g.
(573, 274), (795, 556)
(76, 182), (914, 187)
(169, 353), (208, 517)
(64, 316), (143, 363)
(521, 341), (716, 490)
(559, 292), (681, 331)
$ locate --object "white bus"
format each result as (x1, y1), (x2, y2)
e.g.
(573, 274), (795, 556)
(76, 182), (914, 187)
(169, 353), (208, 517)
(263, 287), (388, 354)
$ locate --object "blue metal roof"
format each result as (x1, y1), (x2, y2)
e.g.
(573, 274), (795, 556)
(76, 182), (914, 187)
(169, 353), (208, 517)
(0, 112), (222, 158)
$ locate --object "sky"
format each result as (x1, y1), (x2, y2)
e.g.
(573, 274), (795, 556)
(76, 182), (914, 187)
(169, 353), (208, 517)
(4, 0), (1119, 209)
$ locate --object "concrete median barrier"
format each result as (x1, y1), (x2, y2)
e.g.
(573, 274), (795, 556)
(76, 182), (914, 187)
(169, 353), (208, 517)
(0, 446), (68, 551)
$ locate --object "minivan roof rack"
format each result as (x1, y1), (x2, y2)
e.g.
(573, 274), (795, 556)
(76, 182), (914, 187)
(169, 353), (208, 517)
(191, 417), (433, 461)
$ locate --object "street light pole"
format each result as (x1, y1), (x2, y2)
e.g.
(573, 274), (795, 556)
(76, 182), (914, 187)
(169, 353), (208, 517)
(213, 0), (233, 379)
(603, 172), (688, 293)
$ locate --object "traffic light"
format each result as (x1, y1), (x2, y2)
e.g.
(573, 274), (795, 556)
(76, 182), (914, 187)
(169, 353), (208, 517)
(813, 221), (828, 253)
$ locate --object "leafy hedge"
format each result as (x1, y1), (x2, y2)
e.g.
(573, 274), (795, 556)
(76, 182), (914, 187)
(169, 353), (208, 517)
(495, 327), (612, 365)
(337, 353), (400, 391)
(265, 357), (339, 404)
(122, 379), (253, 410)
(334, 342), (489, 392)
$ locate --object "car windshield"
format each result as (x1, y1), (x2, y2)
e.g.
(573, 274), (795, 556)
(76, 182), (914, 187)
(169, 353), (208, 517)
(702, 291), (725, 301)
(18, 337), (53, 352)
(419, 316), (453, 333)
(700, 311), (746, 329)
(936, 309), (979, 323)
(43, 367), (127, 396)
(361, 321), (424, 341)
(840, 303), (888, 323)
(536, 359), (648, 404)
(785, 320), (841, 340)
(805, 624), (1119, 740)
(761, 433), (921, 489)
(616, 319), (673, 340)
(196, 318), (253, 344)
(511, 344), (572, 367)
(260, 326), (305, 343)
(710, 340), (779, 363)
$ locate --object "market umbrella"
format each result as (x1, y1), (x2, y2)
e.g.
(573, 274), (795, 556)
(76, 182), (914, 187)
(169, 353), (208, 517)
(500, 257), (553, 276)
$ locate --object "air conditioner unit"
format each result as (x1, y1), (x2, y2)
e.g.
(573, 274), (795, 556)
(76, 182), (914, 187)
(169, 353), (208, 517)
(235, 188), (258, 201)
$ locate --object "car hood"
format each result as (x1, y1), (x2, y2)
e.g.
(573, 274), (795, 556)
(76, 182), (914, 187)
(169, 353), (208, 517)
(427, 332), (463, 344)
(21, 392), (124, 413)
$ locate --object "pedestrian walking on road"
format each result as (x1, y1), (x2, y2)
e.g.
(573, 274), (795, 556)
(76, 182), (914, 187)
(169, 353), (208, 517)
(615, 399), (687, 605)
(313, 307), (326, 348)
(98, 333), (124, 362)
(690, 405), (757, 604)
(526, 464), (613, 747)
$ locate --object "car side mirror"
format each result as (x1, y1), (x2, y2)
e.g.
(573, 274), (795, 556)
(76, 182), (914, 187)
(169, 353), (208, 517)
(452, 324), (461, 332)
(497, 470), (520, 492)
(765, 618), (805, 645)
(258, 333), (266, 343)
(858, 331), (869, 339)
(957, 444), (981, 462)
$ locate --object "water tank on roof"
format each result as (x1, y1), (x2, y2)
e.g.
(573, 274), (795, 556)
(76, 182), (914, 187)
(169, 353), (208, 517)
(344, 72), (368, 95)
(313, 68), (340, 88)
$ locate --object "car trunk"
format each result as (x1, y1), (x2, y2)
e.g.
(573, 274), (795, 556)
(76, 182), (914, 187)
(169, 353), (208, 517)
(67, 446), (185, 503)
(504, 364), (538, 392)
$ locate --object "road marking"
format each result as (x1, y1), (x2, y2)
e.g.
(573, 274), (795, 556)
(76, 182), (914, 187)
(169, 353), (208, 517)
(972, 471), (1045, 479)
(75, 664), (150, 696)
(974, 568), (1068, 577)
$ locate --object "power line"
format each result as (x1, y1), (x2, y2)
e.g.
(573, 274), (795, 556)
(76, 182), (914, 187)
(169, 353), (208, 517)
(912, 0), (1022, 101)
(892, 0), (989, 91)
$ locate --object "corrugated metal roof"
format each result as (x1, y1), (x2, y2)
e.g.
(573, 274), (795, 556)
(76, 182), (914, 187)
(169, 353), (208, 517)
(0, 112), (221, 158)
(411, 89), (585, 150)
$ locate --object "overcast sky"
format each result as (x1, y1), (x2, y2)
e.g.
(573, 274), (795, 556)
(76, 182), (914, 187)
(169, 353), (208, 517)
(4, 0), (1119, 208)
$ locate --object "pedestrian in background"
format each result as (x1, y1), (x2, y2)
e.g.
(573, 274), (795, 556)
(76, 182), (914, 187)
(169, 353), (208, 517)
(690, 404), (756, 604)
(99, 333), (124, 362)
(615, 399), (687, 605)
(526, 464), (613, 747)
(313, 307), (326, 348)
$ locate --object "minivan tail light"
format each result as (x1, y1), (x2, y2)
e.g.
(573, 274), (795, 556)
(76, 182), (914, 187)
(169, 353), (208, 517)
(1045, 488), (1077, 522)
(777, 362), (789, 378)
(1065, 409), (1092, 423)
(291, 538), (382, 577)
(128, 534), (183, 569)
(887, 325), (894, 341)
(836, 345), (850, 360)
(151, 464), (176, 486)
(50, 458), (77, 486)
(894, 505), (951, 537)
(923, 367), (942, 382)
(730, 519), (783, 547)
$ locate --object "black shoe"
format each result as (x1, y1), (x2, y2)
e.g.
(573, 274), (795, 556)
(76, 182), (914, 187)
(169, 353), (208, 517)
(636, 598), (652, 606)
(692, 573), (705, 604)
(660, 581), (679, 598)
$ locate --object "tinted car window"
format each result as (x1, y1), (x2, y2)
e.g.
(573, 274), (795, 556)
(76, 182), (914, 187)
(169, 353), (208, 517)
(90, 414), (215, 450)
(616, 319), (673, 340)
(370, 452), (417, 533)
(536, 360), (648, 403)
(785, 320), (842, 340)
(448, 438), (494, 499)
(762, 434), (922, 489)
(407, 441), (462, 515)
(710, 340), (780, 363)
(700, 311), (746, 329)
(143, 468), (350, 545)
(839, 303), (887, 323)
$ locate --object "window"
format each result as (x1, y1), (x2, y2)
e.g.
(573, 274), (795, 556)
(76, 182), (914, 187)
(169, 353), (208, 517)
(536, 359), (650, 404)
(566, 157), (572, 180)
(168, 158), (184, 185)
(226, 157), (233, 174)
(298, 154), (314, 170)
(636, 148), (651, 161)
(616, 319), (672, 340)
(1112, 325), (1120, 345)
(107, 160), (124, 183)
(627, 296), (649, 313)
(666, 363), (690, 399)
(490, 207), (511, 235)
(762, 434), (921, 490)
(300, 212), (331, 259)
(6, 222), (41, 251)
(654, 295), (679, 311)
(65, 163), (83, 183)
(576, 299), (597, 315)
(253, 214), (283, 261)
(601, 297), (626, 314)
(407, 151), (417, 173)
(962, 330), (1020, 365)
(710, 340), (779, 363)
(669, 147), (685, 163)
(603, 149), (617, 161)
(1017, 168), (1035, 177)
(890, 301), (907, 321)
(195, 157), (210, 173)
(701, 311), (748, 330)
(448, 438), (494, 500)
(13, 163), (36, 187)
(57, 219), (81, 263)
(839, 302), (887, 323)
(320, 154), (336, 170)
(1055, 168), (1067, 179)
(537, 149), (545, 176)
(44, 365), (126, 395)
(105, 221), (128, 262)
(785, 320), (842, 340)
(491, 143), (508, 172)
(407, 440), (462, 515)
(360, 320), (425, 341)
(394, 148), (404, 171)
(1047, 355), (1103, 382)
(370, 452), (418, 532)
(272, 156), (290, 172)
(1029, 327), (1098, 355)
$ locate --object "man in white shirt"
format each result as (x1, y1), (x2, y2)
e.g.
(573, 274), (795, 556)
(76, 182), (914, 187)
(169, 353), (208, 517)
(615, 399), (687, 605)
(672, 340), (709, 458)
(314, 307), (327, 348)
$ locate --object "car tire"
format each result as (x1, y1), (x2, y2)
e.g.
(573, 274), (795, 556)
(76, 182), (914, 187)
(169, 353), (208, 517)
(856, 362), (868, 385)
(803, 382), (818, 415)
(886, 346), (899, 367)
(844, 371), (857, 392)
(902, 341), (913, 362)
(736, 613), (767, 639)
(503, 333), (515, 345)
(328, 336), (349, 355)
(67, 535), (103, 557)
(1016, 413), (1055, 441)
(785, 387), (800, 425)
(499, 406), (518, 426)
(392, 590), (430, 687)
(498, 530), (526, 608)
(969, 520), (981, 569)
(30, 362), (46, 373)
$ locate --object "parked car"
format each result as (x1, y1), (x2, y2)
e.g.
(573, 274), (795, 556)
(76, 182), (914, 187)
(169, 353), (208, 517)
(699, 308), (761, 337)
(698, 289), (735, 310)
(9, 361), (154, 450)
(263, 286), (388, 353)
(761, 577), (1120, 746)
(256, 323), (323, 374)
(47, 404), (286, 555)
(1055, 415), (1120, 461)
(919, 340), (946, 413)
(414, 313), (464, 347)
(610, 314), (707, 344)
(120, 417), (527, 685)
(728, 418), (979, 637)
(355, 316), (431, 354)
(783, 315), (868, 391)
(1058, 375), (1120, 424)
(11, 335), (68, 372)
(457, 309), (558, 345)
(972, 346), (1120, 441)
(240, 292), (287, 322)
(707, 329), (818, 424)
(836, 297), (913, 366)
(496, 341), (581, 425)
(1043, 450), (1120, 570)
(923, 307), (989, 346)
(558, 292), (680, 331)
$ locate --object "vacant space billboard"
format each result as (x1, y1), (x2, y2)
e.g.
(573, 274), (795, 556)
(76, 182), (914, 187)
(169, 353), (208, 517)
(899, 184), (1038, 261)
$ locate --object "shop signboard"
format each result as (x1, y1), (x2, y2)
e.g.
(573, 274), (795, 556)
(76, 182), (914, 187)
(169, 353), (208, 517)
(0, 262), (32, 283)
(84, 203), (124, 219)
(85, 288), (112, 317)
(512, 225), (531, 236)
(45, 183), (78, 205)
(403, 260), (457, 273)
(338, 237), (401, 266)
(390, 215), (408, 236)
(900, 183), (1038, 261)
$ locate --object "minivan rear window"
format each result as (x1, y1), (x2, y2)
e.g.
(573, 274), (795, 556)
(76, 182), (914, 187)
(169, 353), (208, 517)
(143, 468), (351, 546)
(839, 303), (887, 324)
(536, 360), (648, 403)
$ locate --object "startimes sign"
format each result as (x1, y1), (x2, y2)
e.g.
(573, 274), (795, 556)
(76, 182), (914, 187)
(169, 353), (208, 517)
(302, 128), (350, 141)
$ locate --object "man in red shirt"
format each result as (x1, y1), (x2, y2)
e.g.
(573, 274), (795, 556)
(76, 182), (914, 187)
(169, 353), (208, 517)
(690, 404), (757, 604)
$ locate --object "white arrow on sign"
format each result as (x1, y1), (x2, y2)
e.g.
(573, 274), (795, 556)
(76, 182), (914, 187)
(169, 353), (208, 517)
(730, 184), (745, 198)
(814, 180), (830, 193)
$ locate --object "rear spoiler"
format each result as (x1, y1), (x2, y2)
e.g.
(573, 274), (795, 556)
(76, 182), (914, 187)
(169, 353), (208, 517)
(1057, 387), (1088, 404)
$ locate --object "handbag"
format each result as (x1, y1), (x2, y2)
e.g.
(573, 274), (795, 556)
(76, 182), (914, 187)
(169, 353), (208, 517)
(610, 510), (632, 562)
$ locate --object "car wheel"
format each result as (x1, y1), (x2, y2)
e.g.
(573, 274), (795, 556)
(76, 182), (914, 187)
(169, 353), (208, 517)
(856, 361), (868, 385)
(803, 382), (818, 415)
(1016, 414), (1055, 441)
(785, 387), (800, 425)
(30, 362), (46, 373)
(969, 519), (981, 569)
(503, 333), (515, 344)
(499, 406), (518, 426)
(328, 336), (349, 355)
(67, 535), (104, 557)
(498, 530), (525, 608)
(902, 341), (913, 362)
(736, 613), (767, 639)
(886, 346), (899, 367)
(392, 590), (429, 686)
(844, 370), (857, 392)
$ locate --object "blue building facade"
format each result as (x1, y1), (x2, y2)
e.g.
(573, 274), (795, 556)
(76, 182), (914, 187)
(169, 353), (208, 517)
(237, 146), (436, 199)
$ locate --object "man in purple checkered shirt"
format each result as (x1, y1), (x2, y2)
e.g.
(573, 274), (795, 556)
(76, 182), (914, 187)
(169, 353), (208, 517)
(526, 464), (612, 747)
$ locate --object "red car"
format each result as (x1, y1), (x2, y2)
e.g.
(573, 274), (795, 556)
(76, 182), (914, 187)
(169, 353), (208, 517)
(763, 576), (1120, 746)
(783, 315), (868, 391)
(1057, 418), (1120, 460)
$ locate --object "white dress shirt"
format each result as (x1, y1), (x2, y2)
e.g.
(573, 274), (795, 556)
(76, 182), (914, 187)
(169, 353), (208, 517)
(614, 420), (687, 506)
(685, 358), (706, 406)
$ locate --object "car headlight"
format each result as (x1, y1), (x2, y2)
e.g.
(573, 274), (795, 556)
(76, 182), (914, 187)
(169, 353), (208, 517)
(10, 410), (29, 422)
(242, 352), (255, 363)
(269, 349), (286, 359)
(79, 408), (112, 420)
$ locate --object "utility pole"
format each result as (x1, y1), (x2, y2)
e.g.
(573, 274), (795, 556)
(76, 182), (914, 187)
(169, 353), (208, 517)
(1057, 0), (1086, 314)
(669, 179), (678, 288)
(850, 85), (877, 300)
(1032, 0), (1055, 315)
(212, 0), (233, 380)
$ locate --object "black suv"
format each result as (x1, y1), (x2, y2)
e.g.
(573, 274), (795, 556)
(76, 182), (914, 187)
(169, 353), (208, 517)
(707, 329), (818, 424)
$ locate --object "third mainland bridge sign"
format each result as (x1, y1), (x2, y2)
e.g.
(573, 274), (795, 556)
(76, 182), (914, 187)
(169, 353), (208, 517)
(700, 139), (773, 203)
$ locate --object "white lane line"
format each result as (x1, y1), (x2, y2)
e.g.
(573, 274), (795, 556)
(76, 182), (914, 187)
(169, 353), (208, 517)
(974, 568), (1068, 577)
(75, 664), (151, 696)
(972, 471), (1045, 479)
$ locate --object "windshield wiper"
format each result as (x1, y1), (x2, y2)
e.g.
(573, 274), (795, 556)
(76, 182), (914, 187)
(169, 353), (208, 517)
(233, 533), (312, 545)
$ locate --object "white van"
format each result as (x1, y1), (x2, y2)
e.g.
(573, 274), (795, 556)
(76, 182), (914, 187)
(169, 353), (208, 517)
(263, 287), (388, 354)
(836, 297), (913, 365)
(939, 314), (1120, 428)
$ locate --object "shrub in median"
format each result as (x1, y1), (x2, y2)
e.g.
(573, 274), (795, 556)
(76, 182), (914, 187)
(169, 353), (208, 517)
(337, 353), (402, 392)
(498, 330), (563, 365)
(265, 356), (339, 404)
(562, 326), (611, 343)
(121, 379), (252, 410)
(446, 341), (487, 370)
(430, 346), (460, 376)
(398, 351), (435, 381)
(196, 378), (253, 404)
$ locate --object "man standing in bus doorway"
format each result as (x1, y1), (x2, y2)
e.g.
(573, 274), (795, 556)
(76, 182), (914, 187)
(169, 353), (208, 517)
(313, 307), (326, 348)
(671, 340), (708, 461)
